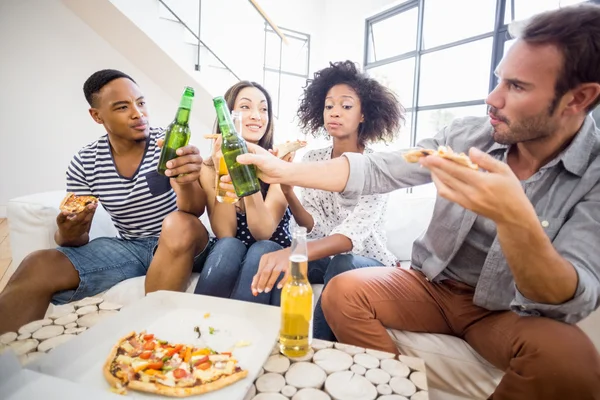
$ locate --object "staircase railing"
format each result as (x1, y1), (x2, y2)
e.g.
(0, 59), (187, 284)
(157, 0), (240, 81)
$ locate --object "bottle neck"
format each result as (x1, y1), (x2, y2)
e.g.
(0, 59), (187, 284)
(175, 107), (190, 125)
(289, 255), (308, 282)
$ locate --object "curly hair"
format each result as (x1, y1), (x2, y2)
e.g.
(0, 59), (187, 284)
(297, 60), (405, 146)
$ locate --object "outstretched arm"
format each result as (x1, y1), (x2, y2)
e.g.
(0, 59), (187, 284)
(237, 144), (351, 192)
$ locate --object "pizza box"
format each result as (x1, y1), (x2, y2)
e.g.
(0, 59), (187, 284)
(0, 350), (122, 399)
(26, 291), (281, 399)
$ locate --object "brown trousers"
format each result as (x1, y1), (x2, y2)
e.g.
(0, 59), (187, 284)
(321, 267), (600, 400)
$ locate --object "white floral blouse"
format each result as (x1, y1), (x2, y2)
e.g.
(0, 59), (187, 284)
(300, 146), (397, 267)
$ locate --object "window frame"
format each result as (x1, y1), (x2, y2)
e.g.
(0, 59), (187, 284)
(364, 0), (596, 149)
(263, 23), (311, 119)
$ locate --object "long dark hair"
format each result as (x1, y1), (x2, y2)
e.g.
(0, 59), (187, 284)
(214, 80), (274, 198)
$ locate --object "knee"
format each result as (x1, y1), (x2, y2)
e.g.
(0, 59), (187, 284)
(321, 270), (362, 316)
(214, 237), (246, 253)
(10, 250), (72, 292)
(520, 321), (600, 389)
(207, 238), (247, 267)
(326, 254), (355, 279)
(247, 240), (282, 257)
(161, 211), (206, 252)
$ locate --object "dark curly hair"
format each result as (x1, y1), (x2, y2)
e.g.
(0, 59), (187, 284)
(297, 60), (405, 146)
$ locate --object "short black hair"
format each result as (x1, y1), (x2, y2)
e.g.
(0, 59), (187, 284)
(297, 60), (405, 146)
(83, 69), (136, 106)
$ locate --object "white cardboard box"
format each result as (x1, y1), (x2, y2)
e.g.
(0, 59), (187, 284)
(26, 291), (281, 399)
(0, 350), (122, 399)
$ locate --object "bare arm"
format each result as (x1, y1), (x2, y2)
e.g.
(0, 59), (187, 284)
(307, 234), (352, 260)
(172, 181), (206, 217)
(237, 145), (351, 192)
(162, 143), (208, 217)
(497, 209), (577, 304)
(281, 187), (314, 231)
(245, 184), (288, 241)
(199, 165), (237, 238)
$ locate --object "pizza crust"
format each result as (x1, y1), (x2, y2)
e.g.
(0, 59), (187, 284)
(103, 331), (136, 388)
(273, 140), (307, 159)
(403, 146), (478, 170)
(126, 370), (248, 397)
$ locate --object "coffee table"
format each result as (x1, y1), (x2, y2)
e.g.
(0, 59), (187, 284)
(248, 339), (429, 400)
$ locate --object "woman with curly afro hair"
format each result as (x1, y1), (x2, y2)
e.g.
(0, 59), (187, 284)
(250, 60), (406, 341)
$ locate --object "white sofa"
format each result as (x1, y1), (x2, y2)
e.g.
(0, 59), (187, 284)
(7, 190), (600, 400)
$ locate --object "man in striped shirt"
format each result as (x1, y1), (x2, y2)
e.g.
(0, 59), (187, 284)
(0, 70), (215, 333)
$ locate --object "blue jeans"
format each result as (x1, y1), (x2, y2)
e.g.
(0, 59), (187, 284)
(53, 236), (214, 304)
(194, 238), (284, 305)
(308, 254), (384, 341)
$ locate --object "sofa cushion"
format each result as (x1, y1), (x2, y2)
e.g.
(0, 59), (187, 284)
(388, 329), (502, 399)
(384, 191), (436, 261)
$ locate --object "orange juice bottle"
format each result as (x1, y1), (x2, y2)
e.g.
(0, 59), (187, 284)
(215, 155), (238, 204)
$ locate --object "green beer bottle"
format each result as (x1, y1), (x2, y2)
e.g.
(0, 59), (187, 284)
(213, 96), (261, 198)
(157, 87), (194, 176)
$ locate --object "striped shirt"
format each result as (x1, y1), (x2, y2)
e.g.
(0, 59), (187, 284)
(66, 127), (177, 240)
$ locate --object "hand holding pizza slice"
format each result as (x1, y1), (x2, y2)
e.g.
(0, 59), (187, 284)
(59, 192), (99, 214)
(402, 146), (479, 170)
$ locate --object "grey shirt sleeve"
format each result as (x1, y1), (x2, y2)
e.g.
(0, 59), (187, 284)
(510, 183), (600, 323)
(339, 126), (449, 207)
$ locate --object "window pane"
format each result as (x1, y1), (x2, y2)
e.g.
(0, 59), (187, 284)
(422, 0), (496, 49)
(265, 32), (282, 70)
(415, 105), (488, 144)
(367, 57), (416, 108)
(277, 74), (306, 140)
(367, 7), (418, 63)
(281, 37), (309, 76)
(514, 0), (587, 22)
(504, 0), (514, 24)
(418, 38), (492, 106)
(263, 70), (281, 118)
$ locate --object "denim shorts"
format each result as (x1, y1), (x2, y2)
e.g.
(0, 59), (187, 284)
(52, 236), (215, 304)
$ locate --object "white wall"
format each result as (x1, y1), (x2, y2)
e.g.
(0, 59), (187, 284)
(0, 0), (212, 216)
(321, 0), (407, 67)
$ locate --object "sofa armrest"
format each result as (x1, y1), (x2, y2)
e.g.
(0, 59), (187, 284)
(7, 191), (117, 267)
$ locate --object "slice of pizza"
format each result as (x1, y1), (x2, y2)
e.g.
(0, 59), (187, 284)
(272, 140), (307, 159)
(104, 331), (248, 397)
(203, 134), (307, 159)
(402, 146), (479, 170)
(59, 192), (98, 214)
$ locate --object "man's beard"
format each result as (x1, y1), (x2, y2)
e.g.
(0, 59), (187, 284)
(489, 106), (558, 145)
